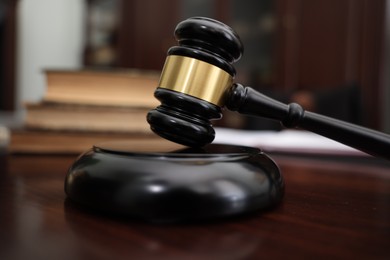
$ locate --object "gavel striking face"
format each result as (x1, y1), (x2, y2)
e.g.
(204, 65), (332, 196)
(147, 17), (390, 160)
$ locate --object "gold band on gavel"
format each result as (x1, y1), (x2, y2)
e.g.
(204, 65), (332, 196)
(157, 55), (233, 107)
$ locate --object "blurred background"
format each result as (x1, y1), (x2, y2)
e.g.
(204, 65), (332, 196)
(0, 0), (389, 132)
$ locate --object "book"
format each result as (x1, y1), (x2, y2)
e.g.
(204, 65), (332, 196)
(24, 102), (152, 134)
(0, 126), (10, 150)
(8, 129), (164, 154)
(43, 69), (160, 107)
(10, 68), (165, 154)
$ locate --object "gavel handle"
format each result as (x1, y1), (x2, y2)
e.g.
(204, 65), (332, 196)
(227, 83), (390, 160)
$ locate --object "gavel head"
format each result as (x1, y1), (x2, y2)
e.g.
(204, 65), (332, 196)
(147, 17), (243, 147)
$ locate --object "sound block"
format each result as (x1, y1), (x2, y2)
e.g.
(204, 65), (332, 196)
(65, 140), (284, 222)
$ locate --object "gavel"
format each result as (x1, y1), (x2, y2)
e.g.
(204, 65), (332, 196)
(147, 17), (390, 160)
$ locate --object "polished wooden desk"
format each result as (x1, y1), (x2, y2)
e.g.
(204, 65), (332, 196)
(0, 152), (389, 259)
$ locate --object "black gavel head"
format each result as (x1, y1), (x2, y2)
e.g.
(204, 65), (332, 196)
(147, 17), (243, 147)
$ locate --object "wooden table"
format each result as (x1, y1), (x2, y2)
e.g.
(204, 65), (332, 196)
(0, 152), (389, 259)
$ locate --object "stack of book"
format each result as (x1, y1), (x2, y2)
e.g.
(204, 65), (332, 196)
(10, 69), (162, 154)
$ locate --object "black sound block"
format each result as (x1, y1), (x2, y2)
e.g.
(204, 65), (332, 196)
(65, 140), (284, 222)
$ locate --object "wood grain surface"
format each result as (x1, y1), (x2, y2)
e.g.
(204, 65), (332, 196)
(0, 153), (389, 260)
